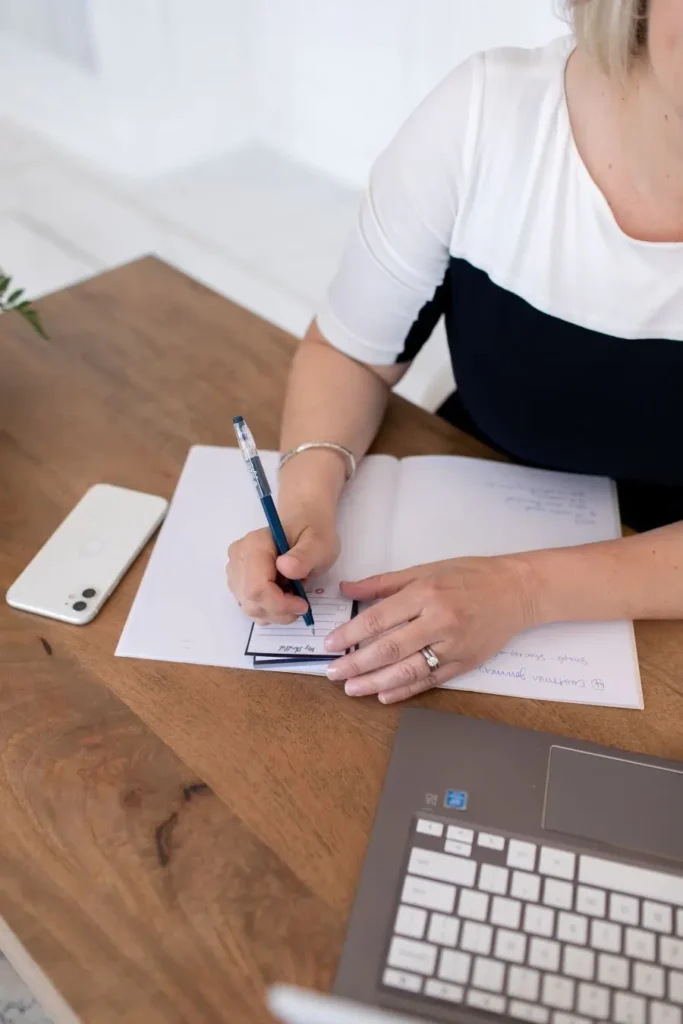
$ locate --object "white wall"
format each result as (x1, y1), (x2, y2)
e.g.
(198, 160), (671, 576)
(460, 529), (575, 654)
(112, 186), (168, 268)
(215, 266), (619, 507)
(0, 0), (567, 184)
(0, 0), (95, 70)
(257, 0), (567, 186)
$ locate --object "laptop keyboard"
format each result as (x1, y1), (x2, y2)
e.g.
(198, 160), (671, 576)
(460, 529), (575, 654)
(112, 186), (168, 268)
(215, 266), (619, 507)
(381, 818), (683, 1024)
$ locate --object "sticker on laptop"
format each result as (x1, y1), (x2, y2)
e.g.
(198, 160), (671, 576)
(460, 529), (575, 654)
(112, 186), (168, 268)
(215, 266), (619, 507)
(444, 789), (468, 810)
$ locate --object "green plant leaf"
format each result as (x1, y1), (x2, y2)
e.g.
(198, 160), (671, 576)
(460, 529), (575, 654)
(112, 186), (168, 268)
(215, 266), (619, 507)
(7, 288), (24, 305)
(0, 276), (11, 299)
(20, 307), (48, 340)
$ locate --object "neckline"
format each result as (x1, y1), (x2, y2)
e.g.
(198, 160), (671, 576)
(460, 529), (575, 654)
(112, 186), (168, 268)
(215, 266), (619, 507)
(559, 40), (683, 252)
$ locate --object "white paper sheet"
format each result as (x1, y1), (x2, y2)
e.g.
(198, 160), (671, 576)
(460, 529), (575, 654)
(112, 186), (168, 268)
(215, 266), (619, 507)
(116, 446), (395, 676)
(391, 456), (642, 708)
(116, 445), (642, 708)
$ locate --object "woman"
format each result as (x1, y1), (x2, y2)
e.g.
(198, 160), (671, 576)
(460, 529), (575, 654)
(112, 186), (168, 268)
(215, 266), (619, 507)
(228, 0), (683, 704)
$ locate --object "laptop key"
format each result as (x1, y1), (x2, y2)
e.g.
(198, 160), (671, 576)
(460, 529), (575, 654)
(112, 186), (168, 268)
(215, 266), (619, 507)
(597, 952), (629, 988)
(478, 832), (505, 851)
(458, 889), (489, 921)
(479, 863), (509, 895)
(447, 825), (473, 844)
(557, 912), (588, 946)
(507, 840), (537, 872)
(408, 847), (476, 887)
(524, 904), (555, 937)
(466, 989), (506, 1014)
(643, 900), (673, 934)
(609, 893), (639, 926)
(401, 875), (456, 914)
(632, 961), (665, 998)
(416, 819), (443, 838)
(494, 928), (527, 964)
(382, 968), (422, 993)
(460, 920), (493, 955)
(393, 905), (427, 939)
(625, 927), (656, 962)
(387, 936), (437, 975)
(562, 945), (595, 980)
(576, 981), (610, 1019)
(529, 937), (561, 972)
(511, 870), (541, 902)
(539, 846), (576, 881)
(612, 991), (646, 1024)
(671, 971), (683, 1004)
(541, 974), (575, 1010)
(491, 895), (522, 929)
(427, 912), (459, 947)
(423, 979), (464, 1004)
(508, 1000), (548, 1022)
(650, 1002), (683, 1024)
(661, 937), (683, 970)
(507, 966), (541, 1001)
(438, 949), (471, 985)
(472, 955), (505, 993)
(544, 878), (573, 910)
(579, 856), (683, 907)
(576, 885), (607, 917)
(590, 919), (622, 952)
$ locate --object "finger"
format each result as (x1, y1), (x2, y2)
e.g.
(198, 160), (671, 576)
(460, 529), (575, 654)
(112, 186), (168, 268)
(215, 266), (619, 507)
(378, 658), (477, 704)
(339, 568), (421, 602)
(327, 621), (432, 681)
(325, 587), (424, 654)
(342, 646), (450, 698)
(277, 525), (337, 581)
(242, 581), (308, 620)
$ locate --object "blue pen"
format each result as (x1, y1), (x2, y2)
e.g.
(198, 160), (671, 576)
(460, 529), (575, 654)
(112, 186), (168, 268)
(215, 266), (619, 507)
(233, 416), (315, 628)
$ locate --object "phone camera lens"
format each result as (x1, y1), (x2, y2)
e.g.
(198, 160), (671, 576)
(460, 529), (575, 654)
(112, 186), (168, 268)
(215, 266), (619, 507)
(82, 588), (96, 598)
(73, 600), (87, 611)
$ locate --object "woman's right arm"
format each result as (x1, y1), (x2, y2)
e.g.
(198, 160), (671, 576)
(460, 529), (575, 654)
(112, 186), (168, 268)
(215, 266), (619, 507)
(227, 54), (479, 622)
(227, 320), (405, 624)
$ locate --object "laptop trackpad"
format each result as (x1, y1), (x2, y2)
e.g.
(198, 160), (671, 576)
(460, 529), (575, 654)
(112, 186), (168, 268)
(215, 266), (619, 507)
(543, 745), (683, 863)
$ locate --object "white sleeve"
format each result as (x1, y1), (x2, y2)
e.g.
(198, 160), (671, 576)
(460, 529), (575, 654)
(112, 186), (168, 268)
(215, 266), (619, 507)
(316, 53), (483, 366)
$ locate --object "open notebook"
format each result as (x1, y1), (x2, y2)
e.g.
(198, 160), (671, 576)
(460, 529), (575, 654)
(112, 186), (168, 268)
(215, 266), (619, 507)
(116, 445), (643, 709)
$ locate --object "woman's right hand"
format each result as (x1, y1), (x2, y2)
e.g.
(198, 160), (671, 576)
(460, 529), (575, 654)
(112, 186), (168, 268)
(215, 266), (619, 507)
(227, 508), (340, 625)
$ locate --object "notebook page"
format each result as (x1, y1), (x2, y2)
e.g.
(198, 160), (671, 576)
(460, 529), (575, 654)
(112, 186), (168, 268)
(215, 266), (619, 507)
(116, 446), (397, 672)
(390, 456), (641, 709)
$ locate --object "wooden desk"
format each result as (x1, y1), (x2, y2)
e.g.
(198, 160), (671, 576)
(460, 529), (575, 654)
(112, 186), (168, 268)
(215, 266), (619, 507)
(1, 258), (683, 1024)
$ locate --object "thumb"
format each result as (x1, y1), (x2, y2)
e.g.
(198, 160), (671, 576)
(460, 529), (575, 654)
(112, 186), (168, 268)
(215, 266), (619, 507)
(276, 526), (337, 581)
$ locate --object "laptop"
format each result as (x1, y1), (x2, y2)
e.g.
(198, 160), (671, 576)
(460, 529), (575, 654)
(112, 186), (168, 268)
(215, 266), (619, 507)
(320, 708), (683, 1024)
(269, 984), (428, 1023)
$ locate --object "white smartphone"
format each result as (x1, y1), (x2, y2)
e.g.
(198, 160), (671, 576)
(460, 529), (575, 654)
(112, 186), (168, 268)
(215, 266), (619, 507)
(6, 483), (168, 625)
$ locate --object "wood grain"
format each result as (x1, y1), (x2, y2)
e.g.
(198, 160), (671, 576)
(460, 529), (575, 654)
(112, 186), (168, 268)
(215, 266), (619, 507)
(1, 257), (683, 1024)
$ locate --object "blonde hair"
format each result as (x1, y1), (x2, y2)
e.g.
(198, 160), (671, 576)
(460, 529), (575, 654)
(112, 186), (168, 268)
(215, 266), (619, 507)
(569, 0), (649, 79)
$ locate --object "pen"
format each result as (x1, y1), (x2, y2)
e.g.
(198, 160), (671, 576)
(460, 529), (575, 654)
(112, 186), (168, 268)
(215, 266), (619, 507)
(233, 416), (315, 628)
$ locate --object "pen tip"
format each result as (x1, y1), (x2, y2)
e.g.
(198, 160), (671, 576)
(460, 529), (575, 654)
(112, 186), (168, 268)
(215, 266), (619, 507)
(233, 415), (244, 425)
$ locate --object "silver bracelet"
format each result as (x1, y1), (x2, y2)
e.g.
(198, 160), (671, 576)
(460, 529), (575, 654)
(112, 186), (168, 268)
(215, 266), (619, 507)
(279, 442), (357, 480)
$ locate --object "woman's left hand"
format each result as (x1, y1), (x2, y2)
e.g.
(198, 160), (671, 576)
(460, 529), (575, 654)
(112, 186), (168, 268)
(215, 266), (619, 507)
(325, 555), (537, 704)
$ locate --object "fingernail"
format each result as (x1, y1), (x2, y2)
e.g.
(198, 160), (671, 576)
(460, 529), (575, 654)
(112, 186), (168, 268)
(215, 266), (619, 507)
(326, 665), (342, 680)
(324, 636), (338, 652)
(345, 682), (364, 697)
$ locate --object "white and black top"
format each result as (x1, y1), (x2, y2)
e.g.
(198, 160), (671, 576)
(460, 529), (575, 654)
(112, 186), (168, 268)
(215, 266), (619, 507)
(317, 37), (683, 531)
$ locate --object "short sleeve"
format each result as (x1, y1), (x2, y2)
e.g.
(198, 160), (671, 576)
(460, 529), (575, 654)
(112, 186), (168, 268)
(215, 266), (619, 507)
(316, 53), (483, 366)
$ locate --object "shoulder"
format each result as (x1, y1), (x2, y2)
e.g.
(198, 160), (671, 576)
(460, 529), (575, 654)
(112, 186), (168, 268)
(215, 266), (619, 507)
(477, 37), (573, 126)
(381, 37), (573, 178)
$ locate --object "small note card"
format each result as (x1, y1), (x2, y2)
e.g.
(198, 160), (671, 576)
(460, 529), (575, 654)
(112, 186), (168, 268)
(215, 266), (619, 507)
(245, 588), (356, 661)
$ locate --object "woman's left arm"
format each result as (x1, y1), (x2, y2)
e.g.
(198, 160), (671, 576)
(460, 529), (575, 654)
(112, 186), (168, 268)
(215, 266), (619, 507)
(325, 523), (683, 704)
